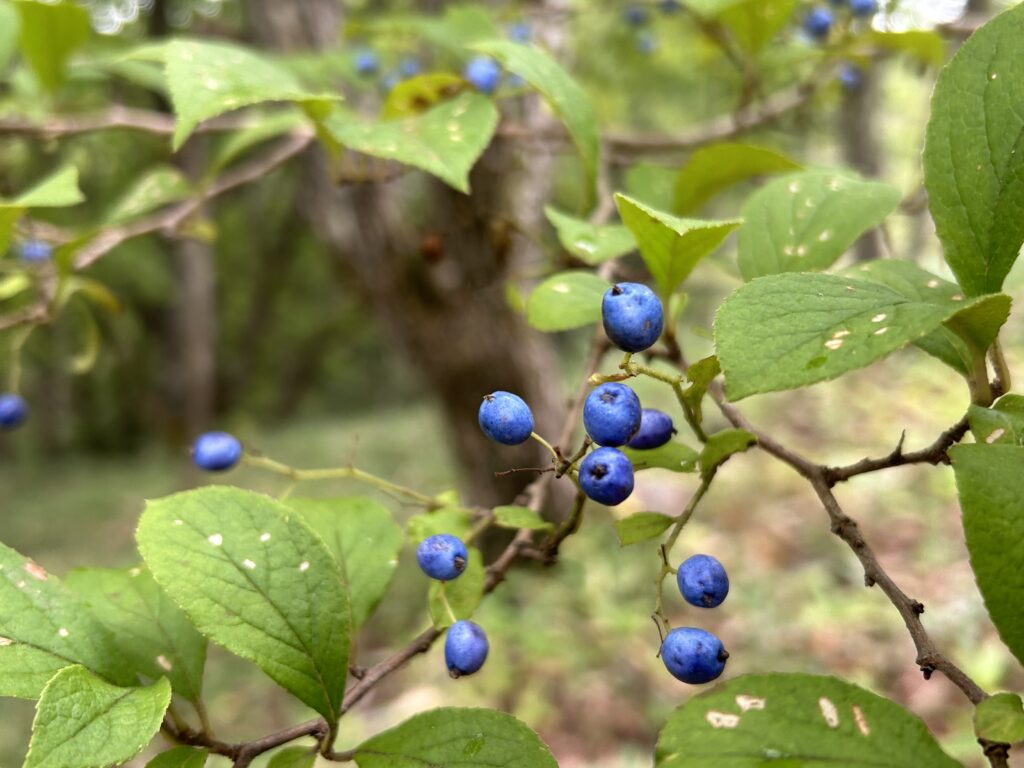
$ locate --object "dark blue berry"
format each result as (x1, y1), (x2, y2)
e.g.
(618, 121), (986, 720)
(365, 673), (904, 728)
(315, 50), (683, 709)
(661, 627), (728, 684)
(464, 56), (502, 95)
(848, 0), (876, 17)
(659, 0), (681, 13)
(192, 431), (242, 472)
(602, 283), (664, 353)
(508, 21), (531, 43)
(399, 56), (422, 79)
(445, 620), (489, 677)
(623, 5), (649, 26)
(354, 49), (379, 76)
(839, 63), (863, 91)
(19, 240), (52, 263)
(579, 447), (634, 506)
(478, 391), (534, 445)
(584, 382), (642, 447)
(0, 394), (28, 429)
(677, 554), (730, 608)
(416, 534), (468, 581)
(627, 408), (675, 450)
(804, 8), (834, 40)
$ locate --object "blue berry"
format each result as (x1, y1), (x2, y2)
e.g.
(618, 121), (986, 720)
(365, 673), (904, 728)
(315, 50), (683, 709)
(804, 7), (834, 39)
(445, 620), (489, 677)
(508, 21), (531, 43)
(416, 534), (468, 581)
(623, 5), (649, 26)
(399, 56), (422, 79)
(659, 0), (681, 13)
(579, 447), (634, 506)
(192, 431), (242, 472)
(464, 56), (502, 95)
(353, 49), (379, 76)
(380, 73), (400, 93)
(848, 0), (876, 17)
(0, 394), (28, 429)
(478, 391), (534, 445)
(602, 283), (664, 353)
(839, 63), (863, 91)
(627, 408), (675, 450)
(584, 382), (642, 447)
(677, 554), (730, 608)
(661, 627), (728, 684)
(19, 240), (52, 263)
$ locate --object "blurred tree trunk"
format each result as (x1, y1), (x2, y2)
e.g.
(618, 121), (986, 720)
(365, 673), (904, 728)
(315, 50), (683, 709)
(244, 0), (571, 508)
(839, 68), (884, 262)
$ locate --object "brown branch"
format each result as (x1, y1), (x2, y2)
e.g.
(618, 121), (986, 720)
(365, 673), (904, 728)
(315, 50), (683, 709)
(0, 106), (264, 138)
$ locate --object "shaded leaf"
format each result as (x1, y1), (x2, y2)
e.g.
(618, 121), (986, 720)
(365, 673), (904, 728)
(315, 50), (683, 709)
(15, 0), (90, 91)
(145, 747), (209, 768)
(700, 429), (756, 477)
(428, 550), (485, 629)
(267, 746), (316, 768)
(526, 270), (608, 332)
(623, 441), (699, 473)
(105, 166), (192, 225)
(493, 506), (553, 532)
(614, 512), (674, 546)
(974, 693), (1024, 744)
(674, 142), (801, 215)
(967, 395), (1024, 446)
(407, 507), (474, 543)
(544, 206), (636, 265)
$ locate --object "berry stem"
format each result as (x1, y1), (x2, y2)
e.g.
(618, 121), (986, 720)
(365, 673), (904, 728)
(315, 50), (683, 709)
(529, 431), (559, 462)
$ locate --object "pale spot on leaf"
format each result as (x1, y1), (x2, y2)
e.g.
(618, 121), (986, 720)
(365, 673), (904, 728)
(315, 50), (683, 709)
(926, 279), (940, 288)
(871, 313), (886, 323)
(299, 561), (310, 572)
(551, 283), (571, 294)
(986, 428), (1006, 444)
(243, 559), (256, 570)
(260, 533), (271, 542)
(156, 655), (173, 671)
(0, 637), (13, 646)
(208, 533), (223, 546)
(58, 628), (69, 638)
(853, 705), (870, 735)
(736, 695), (765, 711)
(832, 330), (850, 339)
(705, 711), (740, 728)
(819, 696), (839, 728)
(874, 327), (889, 335)
(825, 339), (844, 350)
(24, 562), (47, 581)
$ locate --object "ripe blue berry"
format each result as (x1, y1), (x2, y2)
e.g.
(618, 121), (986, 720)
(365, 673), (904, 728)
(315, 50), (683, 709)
(464, 56), (502, 95)
(659, 0), (681, 13)
(353, 49), (379, 76)
(19, 240), (52, 263)
(416, 534), (468, 581)
(848, 0), (876, 17)
(661, 627), (728, 684)
(623, 5), (649, 26)
(838, 63), (863, 91)
(508, 21), (531, 43)
(445, 620), (489, 677)
(579, 447), (634, 506)
(478, 391), (534, 445)
(677, 554), (730, 608)
(584, 382), (641, 447)
(0, 394), (28, 429)
(804, 8), (834, 39)
(602, 283), (664, 353)
(399, 56), (422, 79)
(192, 431), (242, 472)
(627, 408), (675, 450)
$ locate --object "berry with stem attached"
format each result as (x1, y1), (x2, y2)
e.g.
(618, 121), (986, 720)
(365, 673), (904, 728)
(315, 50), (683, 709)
(192, 431), (242, 472)
(417, 534), (468, 581)
(627, 408), (676, 450)
(0, 394), (28, 429)
(479, 391), (534, 445)
(584, 382), (642, 447)
(677, 554), (730, 608)
(579, 447), (634, 506)
(445, 620), (489, 677)
(464, 56), (502, 95)
(602, 283), (664, 353)
(661, 627), (728, 684)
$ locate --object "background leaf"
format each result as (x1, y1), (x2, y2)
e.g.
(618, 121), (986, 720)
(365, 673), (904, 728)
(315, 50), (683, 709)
(25, 666), (171, 768)
(699, 429), (757, 477)
(137, 486), (350, 723)
(526, 270), (608, 332)
(544, 206), (636, 265)
(674, 143), (801, 214)
(104, 166), (192, 226)
(974, 693), (1024, 744)
(967, 395), (1024, 446)
(923, 3), (1024, 296)
(493, 506), (553, 532)
(145, 747), (209, 768)
(623, 441), (699, 473)
(407, 507), (474, 543)
(266, 746), (317, 768)
(614, 512), (674, 546)
(428, 550), (485, 629)
(15, 0), (90, 92)
(0, 166), (84, 256)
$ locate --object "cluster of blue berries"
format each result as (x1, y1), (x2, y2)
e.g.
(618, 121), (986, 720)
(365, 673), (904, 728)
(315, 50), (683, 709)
(416, 533), (489, 677)
(662, 554), (730, 683)
(804, 0), (877, 41)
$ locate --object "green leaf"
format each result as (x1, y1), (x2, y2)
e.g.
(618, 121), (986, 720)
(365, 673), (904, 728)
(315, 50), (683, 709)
(623, 441), (699, 473)
(472, 40), (599, 194)
(323, 92), (498, 193)
(209, 112), (306, 175)
(952, 444), (1024, 667)
(428, 550), (485, 629)
(407, 507), (474, 543)
(614, 512), (674, 546)
(145, 747), (209, 768)
(714, 272), (1010, 400)
(266, 746), (316, 768)
(967, 395), (1024, 446)
(382, 73), (464, 119)
(493, 505), (554, 532)
(286, 497), (403, 629)
(700, 429), (757, 477)
(65, 567), (206, 703)
(163, 39), (337, 150)
(624, 163), (678, 212)
(712, 0), (798, 54)
(526, 270), (609, 332)
(0, 540), (131, 698)
(0, 166), (84, 256)
(105, 166), (192, 225)
(674, 142), (802, 215)
(681, 355), (721, 426)
(25, 666), (171, 768)
(0, 273), (31, 301)
(862, 30), (945, 69)
(737, 171), (901, 281)
(655, 673), (960, 767)
(136, 486), (350, 723)
(616, 193), (741, 296)
(0, 1), (20, 75)
(353, 707), (558, 768)
(923, 3), (1024, 296)
(15, 0), (90, 92)
(974, 693), (1024, 744)
(544, 206), (636, 265)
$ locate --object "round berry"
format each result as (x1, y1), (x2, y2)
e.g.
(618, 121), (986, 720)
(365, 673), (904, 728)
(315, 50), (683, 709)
(508, 21), (531, 43)
(399, 56), (421, 79)
(584, 382), (642, 447)
(661, 627), (728, 684)
(579, 447), (634, 506)
(192, 431), (242, 472)
(445, 620), (489, 678)
(602, 283), (664, 353)
(623, 5), (649, 26)
(659, 0), (681, 13)
(848, 0), (876, 17)
(353, 49), (379, 76)
(19, 240), (52, 263)
(677, 554), (730, 608)
(627, 408), (675, 450)
(464, 56), (502, 95)
(804, 7), (834, 39)
(0, 394), (28, 430)
(838, 63), (863, 91)
(478, 391), (534, 445)
(416, 534), (468, 581)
